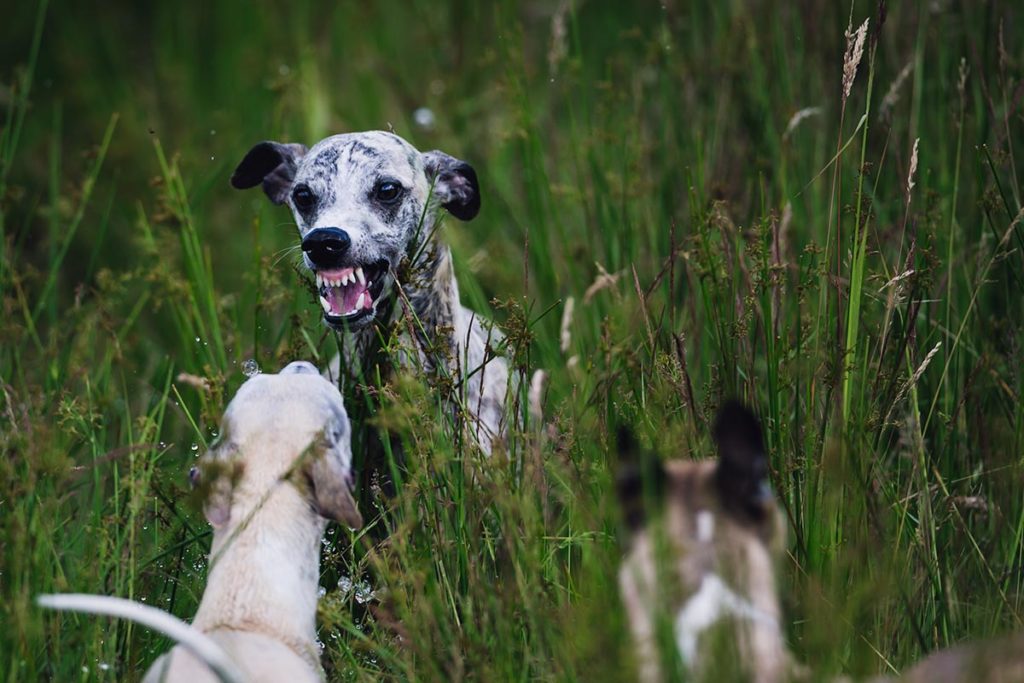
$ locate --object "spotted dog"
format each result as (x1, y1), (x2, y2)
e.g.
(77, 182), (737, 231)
(231, 131), (512, 454)
(616, 402), (794, 683)
(39, 361), (362, 683)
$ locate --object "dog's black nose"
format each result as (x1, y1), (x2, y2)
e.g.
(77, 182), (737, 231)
(302, 228), (351, 267)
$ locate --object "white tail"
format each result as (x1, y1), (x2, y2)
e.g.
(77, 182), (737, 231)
(36, 593), (247, 683)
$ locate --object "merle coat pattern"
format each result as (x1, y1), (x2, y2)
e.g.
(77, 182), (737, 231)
(231, 131), (512, 454)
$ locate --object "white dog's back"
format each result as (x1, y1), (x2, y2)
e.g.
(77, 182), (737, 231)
(144, 631), (320, 683)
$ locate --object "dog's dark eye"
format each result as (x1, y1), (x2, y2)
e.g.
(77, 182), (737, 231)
(374, 180), (402, 204)
(292, 184), (317, 211)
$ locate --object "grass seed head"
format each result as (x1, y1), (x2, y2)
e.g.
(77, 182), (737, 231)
(842, 18), (869, 105)
(559, 296), (575, 354)
(907, 137), (920, 199)
(878, 61), (913, 122)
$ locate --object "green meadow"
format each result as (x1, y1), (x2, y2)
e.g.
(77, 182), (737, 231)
(2, 0), (1022, 680)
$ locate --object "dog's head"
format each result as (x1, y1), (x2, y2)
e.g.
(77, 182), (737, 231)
(231, 131), (480, 331)
(616, 401), (788, 681)
(194, 361), (363, 530)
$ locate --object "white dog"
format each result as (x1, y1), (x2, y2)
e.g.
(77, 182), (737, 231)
(40, 361), (362, 683)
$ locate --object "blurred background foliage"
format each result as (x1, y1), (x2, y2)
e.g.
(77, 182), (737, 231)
(2, 0), (1023, 680)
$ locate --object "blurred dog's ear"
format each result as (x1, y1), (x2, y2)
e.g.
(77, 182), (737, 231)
(307, 415), (362, 529)
(712, 400), (772, 520)
(231, 141), (308, 205)
(615, 426), (666, 530)
(422, 150), (481, 221)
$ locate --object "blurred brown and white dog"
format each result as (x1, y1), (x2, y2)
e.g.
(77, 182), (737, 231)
(40, 361), (362, 683)
(616, 401), (793, 683)
(616, 402), (1024, 683)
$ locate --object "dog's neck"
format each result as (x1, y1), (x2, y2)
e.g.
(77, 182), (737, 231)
(335, 233), (459, 389)
(193, 485), (325, 670)
(399, 238), (459, 331)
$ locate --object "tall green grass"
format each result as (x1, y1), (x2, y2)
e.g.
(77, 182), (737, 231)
(2, 1), (1022, 680)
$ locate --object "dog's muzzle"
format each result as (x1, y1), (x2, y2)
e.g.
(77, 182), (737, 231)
(301, 227), (389, 327)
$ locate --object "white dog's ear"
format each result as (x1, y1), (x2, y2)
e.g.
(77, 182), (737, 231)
(308, 415), (363, 528)
(422, 150), (481, 221)
(198, 443), (241, 528)
(231, 141), (308, 205)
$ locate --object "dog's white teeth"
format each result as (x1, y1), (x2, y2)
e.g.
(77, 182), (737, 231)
(316, 274), (323, 288)
(319, 295), (332, 313)
(356, 292), (367, 310)
(356, 267), (366, 285)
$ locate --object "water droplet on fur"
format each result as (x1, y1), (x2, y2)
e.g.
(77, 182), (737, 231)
(241, 359), (261, 377)
(190, 443), (199, 453)
(317, 586), (326, 598)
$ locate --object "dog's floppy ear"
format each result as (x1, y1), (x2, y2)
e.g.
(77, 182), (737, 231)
(712, 400), (772, 520)
(307, 409), (363, 529)
(615, 426), (666, 530)
(197, 442), (241, 529)
(231, 141), (308, 205)
(422, 150), (481, 221)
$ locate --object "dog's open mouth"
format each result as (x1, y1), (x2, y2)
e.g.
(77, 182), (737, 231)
(315, 260), (388, 324)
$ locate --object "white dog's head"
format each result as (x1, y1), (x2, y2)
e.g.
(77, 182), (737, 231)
(194, 361), (362, 530)
(231, 131), (480, 331)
